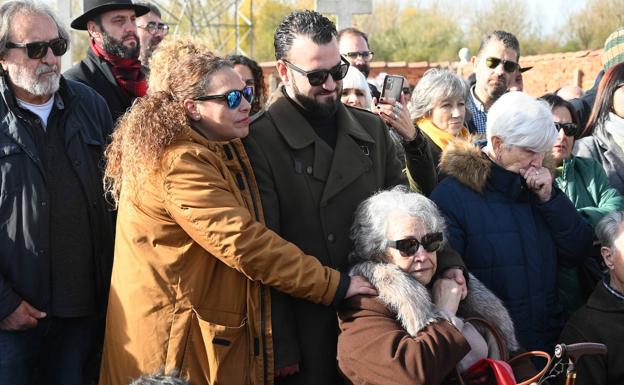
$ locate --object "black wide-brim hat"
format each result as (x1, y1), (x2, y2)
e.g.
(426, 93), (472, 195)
(71, 0), (150, 30)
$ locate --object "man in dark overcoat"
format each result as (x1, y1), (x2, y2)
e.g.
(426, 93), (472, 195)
(244, 10), (465, 385)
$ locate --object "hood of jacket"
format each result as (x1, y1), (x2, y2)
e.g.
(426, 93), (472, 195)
(439, 138), (557, 196)
(350, 261), (519, 353)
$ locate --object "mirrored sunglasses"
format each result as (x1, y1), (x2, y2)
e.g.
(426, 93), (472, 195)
(283, 57), (350, 86)
(554, 122), (579, 137)
(343, 51), (374, 60)
(6, 37), (68, 59)
(387, 232), (444, 256)
(194, 86), (254, 109)
(485, 56), (519, 73)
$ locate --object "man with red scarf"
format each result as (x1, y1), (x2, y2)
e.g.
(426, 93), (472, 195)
(65, 0), (150, 122)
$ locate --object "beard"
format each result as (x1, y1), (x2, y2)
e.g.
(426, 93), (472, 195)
(140, 37), (162, 66)
(292, 81), (341, 118)
(486, 75), (509, 100)
(354, 62), (370, 78)
(101, 31), (141, 59)
(10, 63), (60, 97)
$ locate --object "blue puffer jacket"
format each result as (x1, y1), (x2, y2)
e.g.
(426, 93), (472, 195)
(430, 140), (593, 351)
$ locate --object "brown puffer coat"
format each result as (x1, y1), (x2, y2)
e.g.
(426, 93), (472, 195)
(99, 126), (343, 385)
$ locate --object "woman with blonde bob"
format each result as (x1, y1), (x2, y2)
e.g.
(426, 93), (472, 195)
(99, 39), (373, 385)
(409, 68), (470, 181)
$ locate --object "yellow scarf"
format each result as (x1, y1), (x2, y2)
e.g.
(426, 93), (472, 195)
(417, 117), (469, 150)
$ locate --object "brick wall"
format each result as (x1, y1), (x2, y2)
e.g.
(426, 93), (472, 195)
(260, 48), (604, 97)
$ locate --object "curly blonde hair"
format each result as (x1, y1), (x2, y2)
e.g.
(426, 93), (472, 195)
(104, 38), (233, 205)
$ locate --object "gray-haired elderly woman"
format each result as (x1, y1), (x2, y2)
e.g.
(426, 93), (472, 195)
(337, 186), (521, 385)
(409, 68), (470, 180)
(560, 211), (624, 385)
(431, 91), (594, 352)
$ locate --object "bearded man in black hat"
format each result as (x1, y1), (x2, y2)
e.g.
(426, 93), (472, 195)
(64, 0), (149, 122)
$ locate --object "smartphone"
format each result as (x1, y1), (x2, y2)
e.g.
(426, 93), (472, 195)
(381, 75), (404, 102)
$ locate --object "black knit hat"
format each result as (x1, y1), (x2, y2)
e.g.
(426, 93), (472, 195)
(71, 0), (150, 30)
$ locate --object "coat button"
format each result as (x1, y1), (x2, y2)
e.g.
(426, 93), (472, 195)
(41, 201), (47, 207)
(306, 166), (313, 175)
(74, 160), (81, 166)
(327, 233), (335, 243)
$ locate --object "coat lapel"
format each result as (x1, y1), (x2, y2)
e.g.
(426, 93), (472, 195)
(321, 104), (374, 204)
(267, 95), (333, 183)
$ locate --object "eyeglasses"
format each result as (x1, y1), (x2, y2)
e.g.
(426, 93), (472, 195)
(554, 122), (579, 137)
(402, 87), (411, 94)
(342, 51), (374, 60)
(283, 57), (350, 86)
(193, 86), (254, 109)
(387, 232), (444, 256)
(137, 22), (169, 35)
(484, 57), (519, 73)
(6, 37), (68, 59)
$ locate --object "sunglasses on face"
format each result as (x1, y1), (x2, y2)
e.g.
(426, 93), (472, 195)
(387, 232), (444, 256)
(484, 57), (519, 73)
(193, 86), (254, 109)
(342, 51), (374, 60)
(555, 122), (579, 137)
(283, 57), (350, 86)
(402, 87), (411, 94)
(6, 37), (68, 59)
(137, 22), (169, 35)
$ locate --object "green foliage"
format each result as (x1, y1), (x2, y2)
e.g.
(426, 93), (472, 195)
(563, 0), (624, 50)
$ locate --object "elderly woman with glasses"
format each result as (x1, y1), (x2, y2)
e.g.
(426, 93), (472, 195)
(99, 39), (375, 385)
(430, 92), (594, 352)
(338, 186), (521, 385)
(560, 211), (624, 385)
(409, 68), (470, 182)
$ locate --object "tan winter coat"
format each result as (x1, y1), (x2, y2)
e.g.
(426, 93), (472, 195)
(99, 126), (343, 385)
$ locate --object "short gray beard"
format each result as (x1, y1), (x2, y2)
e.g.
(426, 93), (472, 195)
(11, 64), (60, 97)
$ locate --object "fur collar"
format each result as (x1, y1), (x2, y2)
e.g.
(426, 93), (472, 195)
(350, 261), (519, 353)
(439, 138), (557, 195)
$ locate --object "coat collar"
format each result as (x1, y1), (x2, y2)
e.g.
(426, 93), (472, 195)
(266, 91), (375, 204)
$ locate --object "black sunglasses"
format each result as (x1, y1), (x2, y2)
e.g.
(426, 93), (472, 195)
(6, 37), (68, 60)
(555, 122), (579, 137)
(402, 87), (411, 94)
(193, 86), (254, 109)
(485, 57), (519, 73)
(283, 57), (350, 86)
(342, 51), (374, 60)
(387, 232), (444, 256)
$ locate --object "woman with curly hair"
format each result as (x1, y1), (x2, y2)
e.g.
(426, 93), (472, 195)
(98, 39), (373, 385)
(226, 54), (267, 116)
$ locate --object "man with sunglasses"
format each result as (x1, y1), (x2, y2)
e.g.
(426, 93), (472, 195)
(467, 30), (520, 136)
(135, 1), (167, 72)
(0, 1), (115, 384)
(244, 10), (463, 385)
(65, 0), (150, 122)
(337, 27), (380, 99)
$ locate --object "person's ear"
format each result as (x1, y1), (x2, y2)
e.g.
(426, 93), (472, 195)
(601, 246), (615, 270)
(182, 99), (201, 121)
(276, 60), (290, 85)
(471, 55), (478, 70)
(87, 20), (102, 42)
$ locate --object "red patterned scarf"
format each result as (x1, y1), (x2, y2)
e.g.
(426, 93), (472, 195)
(90, 39), (147, 98)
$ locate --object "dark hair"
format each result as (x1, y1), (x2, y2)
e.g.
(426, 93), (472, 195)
(337, 27), (369, 48)
(539, 93), (581, 138)
(477, 30), (520, 61)
(273, 10), (337, 61)
(134, 1), (161, 18)
(226, 54), (266, 115)
(585, 62), (624, 137)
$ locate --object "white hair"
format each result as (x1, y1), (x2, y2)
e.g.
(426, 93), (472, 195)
(485, 91), (557, 153)
(596, 211), (624, 249)
(341, 66), (372, 108)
